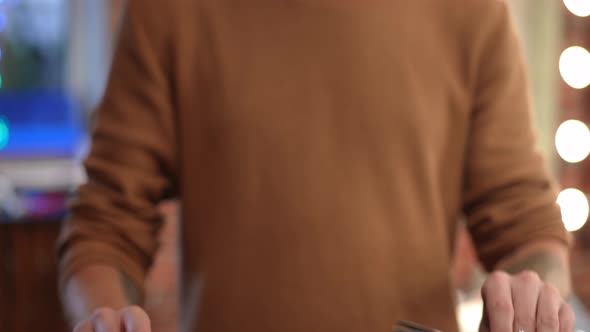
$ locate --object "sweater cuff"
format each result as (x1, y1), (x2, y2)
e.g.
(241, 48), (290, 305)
(58, 240), (147, 303)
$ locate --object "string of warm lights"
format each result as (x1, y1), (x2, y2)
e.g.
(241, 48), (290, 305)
(556, 0), (590, 233)
(564, 0), (590, 17)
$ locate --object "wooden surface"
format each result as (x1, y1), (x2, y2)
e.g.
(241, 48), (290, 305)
(0, 203), (179, 332)
(0, 221), (68, 332)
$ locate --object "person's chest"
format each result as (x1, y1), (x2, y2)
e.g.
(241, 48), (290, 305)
(174, 0), (471, 165)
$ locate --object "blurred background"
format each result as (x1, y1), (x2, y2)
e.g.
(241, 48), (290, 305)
(1, 0), (590, 331)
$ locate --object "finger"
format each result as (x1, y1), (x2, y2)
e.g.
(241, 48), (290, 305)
(536, 284), (561, 332)
(558, 302), (575, 332)
(481, 271), (514, 332)
(120, 306), (151, 332)
(73, 320), (93, 332)
(511, 271), (541, 332)
(91, 308), (121, 332)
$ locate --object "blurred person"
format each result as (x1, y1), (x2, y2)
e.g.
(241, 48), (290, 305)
(57, 0), (575, 331)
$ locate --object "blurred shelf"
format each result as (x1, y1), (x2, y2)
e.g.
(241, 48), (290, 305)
(0, 158), (85, 190)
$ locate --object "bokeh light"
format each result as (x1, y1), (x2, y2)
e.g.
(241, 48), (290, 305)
(0, 11), (5, 33)
(557, 188), (589, 232)
(560, 46), (590, 89)
(0, 117), (9, 150)
(457, 298), (483, 332)
(555, 120), (590, 163)
(564, 0), (590, 17)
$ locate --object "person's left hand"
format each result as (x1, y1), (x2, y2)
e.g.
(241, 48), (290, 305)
(479, 271), (574, 332)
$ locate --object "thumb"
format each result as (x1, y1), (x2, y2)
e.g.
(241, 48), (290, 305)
(120, 306), (151, 332)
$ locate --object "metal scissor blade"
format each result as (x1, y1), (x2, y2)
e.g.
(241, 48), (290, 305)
(394, 320), (442, 332)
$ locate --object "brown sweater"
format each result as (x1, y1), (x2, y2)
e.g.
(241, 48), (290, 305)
(58, 0), (568, 331)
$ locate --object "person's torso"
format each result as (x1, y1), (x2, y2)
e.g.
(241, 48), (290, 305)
(169, 1), (482, 331)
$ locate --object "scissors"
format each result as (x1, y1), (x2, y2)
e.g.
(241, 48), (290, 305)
(394, 320), (441, 332)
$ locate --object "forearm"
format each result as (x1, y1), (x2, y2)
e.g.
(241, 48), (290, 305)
(495, 240), (571, 298)
(62, 264), (142, 326)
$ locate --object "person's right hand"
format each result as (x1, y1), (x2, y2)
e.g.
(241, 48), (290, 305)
(73, 306), (151, 332)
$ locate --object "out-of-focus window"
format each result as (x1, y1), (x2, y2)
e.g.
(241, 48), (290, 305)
(1, 0), (67, 89)
(0, 0), (119, 221)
